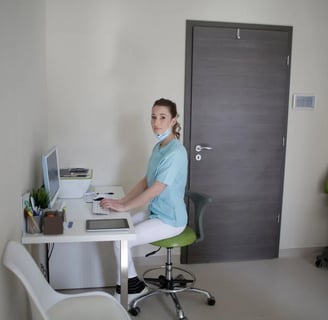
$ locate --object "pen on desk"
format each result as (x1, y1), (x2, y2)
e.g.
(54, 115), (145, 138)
(96, 192), (114, 195)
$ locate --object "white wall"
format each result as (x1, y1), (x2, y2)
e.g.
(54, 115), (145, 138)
(46, 0), (328, 254)
(0, 1), (47, 319)
(1, 0), (328, 318)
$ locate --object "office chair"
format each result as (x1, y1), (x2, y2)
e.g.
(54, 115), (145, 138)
(3, 241), (131, 320)
(129, 191), (216, 320)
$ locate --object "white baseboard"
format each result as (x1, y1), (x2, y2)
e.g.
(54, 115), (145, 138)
(279, 246), (324, 258)
(134, 247), (325, 267)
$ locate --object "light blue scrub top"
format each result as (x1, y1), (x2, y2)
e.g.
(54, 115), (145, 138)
(146, 139), (188, 227)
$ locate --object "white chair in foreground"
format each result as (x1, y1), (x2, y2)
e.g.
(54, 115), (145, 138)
(3, 240), (131, 320)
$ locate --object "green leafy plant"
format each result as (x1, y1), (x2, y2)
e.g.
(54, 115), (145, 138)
(31, 187), (49, 209)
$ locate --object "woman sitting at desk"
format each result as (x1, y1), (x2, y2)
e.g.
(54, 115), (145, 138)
(100, 98), (188, 301)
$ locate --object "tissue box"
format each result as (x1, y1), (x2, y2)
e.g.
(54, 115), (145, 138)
(43, 210), (65, 235)
(59, 169), (92, 198)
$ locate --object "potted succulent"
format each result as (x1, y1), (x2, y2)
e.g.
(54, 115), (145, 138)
(31, 187), (49, 209)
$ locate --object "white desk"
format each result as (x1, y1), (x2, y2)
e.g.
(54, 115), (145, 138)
(21, 186), (135, 310)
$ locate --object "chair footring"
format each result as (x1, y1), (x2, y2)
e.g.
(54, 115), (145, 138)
(142, 265), (196, 293)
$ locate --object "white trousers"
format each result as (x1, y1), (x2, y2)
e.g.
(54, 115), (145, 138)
(114, 211), (185, 284)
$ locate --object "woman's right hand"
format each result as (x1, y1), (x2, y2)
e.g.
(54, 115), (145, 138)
(100, 198), (126, 212)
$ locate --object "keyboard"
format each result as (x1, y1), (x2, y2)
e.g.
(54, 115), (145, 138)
(92, 200), (112, 215)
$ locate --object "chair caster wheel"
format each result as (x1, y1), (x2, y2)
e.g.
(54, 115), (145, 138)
(208, 297), (216, 306)
(129, 306), (140, 316)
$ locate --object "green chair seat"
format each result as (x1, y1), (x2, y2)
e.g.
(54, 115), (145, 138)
(151, 226), (196, 248)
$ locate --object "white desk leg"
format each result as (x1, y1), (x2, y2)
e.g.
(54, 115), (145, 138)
(120, 239), (128, 309)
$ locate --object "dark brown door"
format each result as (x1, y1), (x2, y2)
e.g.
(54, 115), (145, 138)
(182, 21), (292, 263)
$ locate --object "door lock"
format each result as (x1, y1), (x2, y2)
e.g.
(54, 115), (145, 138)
(195, 154), (202, 161)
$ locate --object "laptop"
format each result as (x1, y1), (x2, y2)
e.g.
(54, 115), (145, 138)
(86, 218), (129, 232)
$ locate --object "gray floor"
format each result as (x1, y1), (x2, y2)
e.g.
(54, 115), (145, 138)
(64, 255), (328, 320)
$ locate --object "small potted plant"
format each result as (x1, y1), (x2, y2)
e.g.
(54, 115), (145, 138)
(31, 187), (49, 210)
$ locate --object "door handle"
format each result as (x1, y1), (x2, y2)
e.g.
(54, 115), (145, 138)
(195, 144), (213, 152)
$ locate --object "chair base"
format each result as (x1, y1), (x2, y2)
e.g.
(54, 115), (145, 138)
(129, 261), (215, 320)
(143, 265), (196, 293)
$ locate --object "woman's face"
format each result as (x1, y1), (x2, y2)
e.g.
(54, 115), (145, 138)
(151, 105), (175, 135)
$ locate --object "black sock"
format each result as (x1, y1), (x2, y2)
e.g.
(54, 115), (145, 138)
(116, 276), (146, 294)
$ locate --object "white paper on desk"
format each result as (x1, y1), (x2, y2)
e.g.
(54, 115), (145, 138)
(83, 192), (97, 202)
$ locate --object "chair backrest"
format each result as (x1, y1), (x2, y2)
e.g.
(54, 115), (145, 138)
(186, 191), (212, 243)
(2, 241), (61, 320)
(3, 241), (132, 320)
